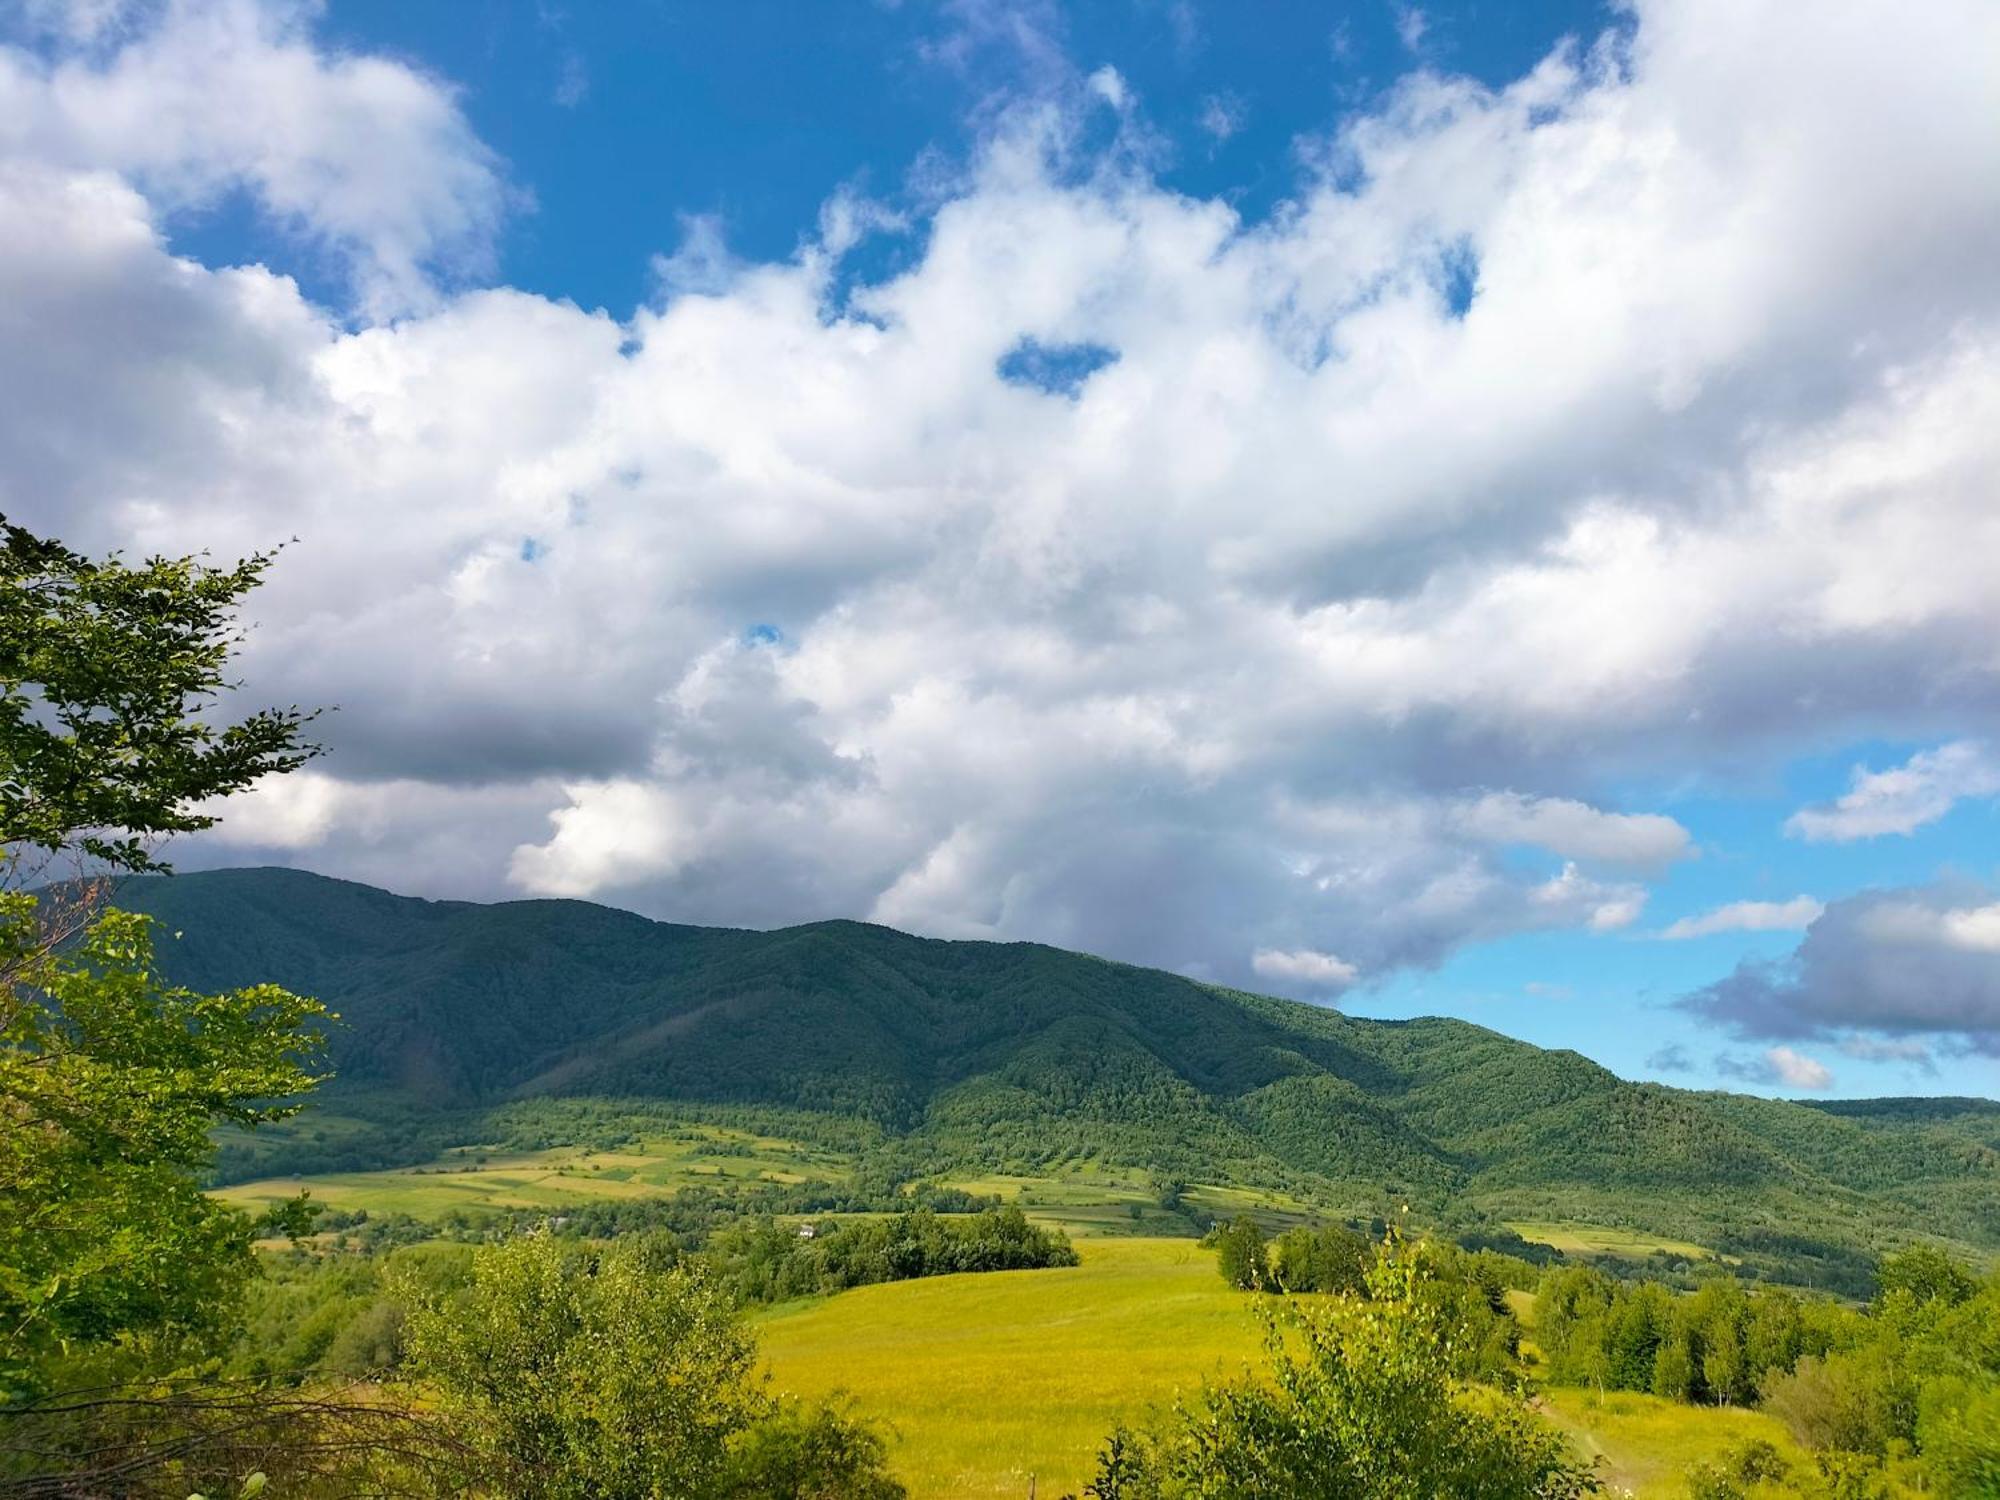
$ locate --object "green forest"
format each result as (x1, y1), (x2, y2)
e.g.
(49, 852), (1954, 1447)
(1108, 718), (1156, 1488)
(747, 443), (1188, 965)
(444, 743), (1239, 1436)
(118, 864), (2000, 1287)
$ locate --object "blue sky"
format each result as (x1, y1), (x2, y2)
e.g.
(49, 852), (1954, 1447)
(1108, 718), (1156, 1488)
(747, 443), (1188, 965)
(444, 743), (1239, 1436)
(218, 0), (1612, 317)
(6, 0), (1999, 1101)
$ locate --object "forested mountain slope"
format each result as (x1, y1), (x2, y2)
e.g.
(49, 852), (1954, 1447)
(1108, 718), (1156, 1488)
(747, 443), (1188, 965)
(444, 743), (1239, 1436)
(118, 868), (2000, 1256)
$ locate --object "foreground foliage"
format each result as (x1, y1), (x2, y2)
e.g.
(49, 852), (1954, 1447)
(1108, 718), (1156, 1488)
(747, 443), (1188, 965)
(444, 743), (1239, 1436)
(401, 1232), (904, 1499)
(0, 900), (326, 1402)
(1535, 1246), (2000, 1498)
(0, 518), (316, 881)
(1080, 1237), (1598, 1499)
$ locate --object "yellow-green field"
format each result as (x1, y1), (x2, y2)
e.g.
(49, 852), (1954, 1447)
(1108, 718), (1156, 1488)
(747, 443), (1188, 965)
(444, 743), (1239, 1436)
(1507, 1221), (1720, 1262)
(215, 1143), (1317, 1236)
(941, 1169), (1312, 1237)
(213, 1126), (847, 1217)
(756, 1238), (1794, 1500)
(1544, 1389), (1803, 1495)
(755, 1237), (1258, 1498)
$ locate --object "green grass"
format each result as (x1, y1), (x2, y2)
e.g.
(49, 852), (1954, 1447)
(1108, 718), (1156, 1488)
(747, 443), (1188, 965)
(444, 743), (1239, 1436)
(755, 1237), (1805, 1500)
(942, 1167), (1313, 1239)
(1543, 1388), (1804, 1497)
(754, 1237), (1259, 1499)
(213, 1126), (846, 1217)
(1506, 1221), (1719, 1262)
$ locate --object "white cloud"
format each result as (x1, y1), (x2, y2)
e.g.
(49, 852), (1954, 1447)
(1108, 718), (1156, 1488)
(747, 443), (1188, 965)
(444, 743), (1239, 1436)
(509, 780), (701, 899)
(1085, 65), (1128, 111)
(198, 769), (346, 849)
(1659, 896), (1822, 940)
(1860, 898), (2000, 955)
(1197, 92), (1244, 142)
(1764, 1046), (1833, 1091)
(0, 0), (510, 315)
(1252, 947), (1359, 991)
(7, 0), (2000, 997)
(1452, 792), (1690, 872)
(1786, 741), (2000, 842)
(1715, 1044), (1834, 1091)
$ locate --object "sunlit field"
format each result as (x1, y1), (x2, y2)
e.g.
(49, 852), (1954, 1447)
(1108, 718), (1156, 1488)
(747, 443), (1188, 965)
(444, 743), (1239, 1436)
(754, 1237), (1259, 1499)
(1543, 1389), (1805, 1496)
(1507, 1221), (1722, 1262)
(753, 1236), (1779, 1500)
(213, 1125), (845, 1217)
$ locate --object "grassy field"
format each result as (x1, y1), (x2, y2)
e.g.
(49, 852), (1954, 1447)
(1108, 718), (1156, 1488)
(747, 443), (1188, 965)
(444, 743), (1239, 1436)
(213, 1125), (847, 1217)
(1544, 1389), (1804, 1495)
(1507, 1221), (1719, 1262)
(755, 1237), (1258, 1498)
(215, 1140), (1317, 1236)
(756, 1238), (1797, 1500)
(942, 1169), (1314, 1238)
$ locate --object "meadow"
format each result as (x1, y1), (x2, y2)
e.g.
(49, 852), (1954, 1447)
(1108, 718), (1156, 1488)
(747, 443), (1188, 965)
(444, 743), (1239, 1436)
(213, 1125), (844, 1217)
(753, 1235), (1781, 1499)
(754, 1237), (1257, 1499)
(1505, 1221), (1721, 1263)
(1542, 1390), (1804, 1497)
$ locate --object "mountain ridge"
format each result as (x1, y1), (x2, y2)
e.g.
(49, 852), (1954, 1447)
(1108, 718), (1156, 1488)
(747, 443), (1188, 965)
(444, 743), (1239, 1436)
(111, 867), (2000, 1261)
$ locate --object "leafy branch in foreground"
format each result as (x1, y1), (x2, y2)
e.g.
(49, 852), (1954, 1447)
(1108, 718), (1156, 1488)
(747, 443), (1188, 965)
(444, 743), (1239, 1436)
(0, 517), (318, 882)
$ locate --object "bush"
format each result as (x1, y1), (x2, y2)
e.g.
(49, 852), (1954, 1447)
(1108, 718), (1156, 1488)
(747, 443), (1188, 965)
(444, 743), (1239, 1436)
(399, 1232), (903, 1500)
(1082, 1240), (1597, 1498)
(717, 1400), (907, 1499)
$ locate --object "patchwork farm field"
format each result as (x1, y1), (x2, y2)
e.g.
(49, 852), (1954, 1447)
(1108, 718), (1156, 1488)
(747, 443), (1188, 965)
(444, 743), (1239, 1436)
(1506, 1220), (1723, 1263)
(212, 1125), (847, 1217)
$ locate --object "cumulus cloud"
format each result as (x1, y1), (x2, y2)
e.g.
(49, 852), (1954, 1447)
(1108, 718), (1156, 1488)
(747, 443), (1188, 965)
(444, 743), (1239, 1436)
(6, 0), (2000, 1000)
(1659, 896), (1822, 940)
(1681, 882), (2000, 1048)
(1251, 947), (1359, 992)
(1786, 741), (2000, 842)
(0, 0), (511, 315)
(1452, 792), (1690, 872)
(1716, 1046), (1834, 1091)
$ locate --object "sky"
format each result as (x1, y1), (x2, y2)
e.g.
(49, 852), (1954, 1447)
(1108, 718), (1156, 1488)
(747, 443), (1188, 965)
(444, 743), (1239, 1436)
(4, 0), (1999, 1101)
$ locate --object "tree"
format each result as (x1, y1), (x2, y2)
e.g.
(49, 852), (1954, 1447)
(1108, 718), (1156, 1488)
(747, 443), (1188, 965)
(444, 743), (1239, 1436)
(0, 516), (336, 1497)
(0, 518), (316, 884)
(1271, 1224), (1371, 1296)
(1085, 1240), (1598, 1498)
(1875, 1245), (1977, 1310)
(715, 1400), (907, 1500)
(0, 901), (327, 1399)
(399, 1233), (905, 1500)
(1212, 1215), (1269, 1291)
